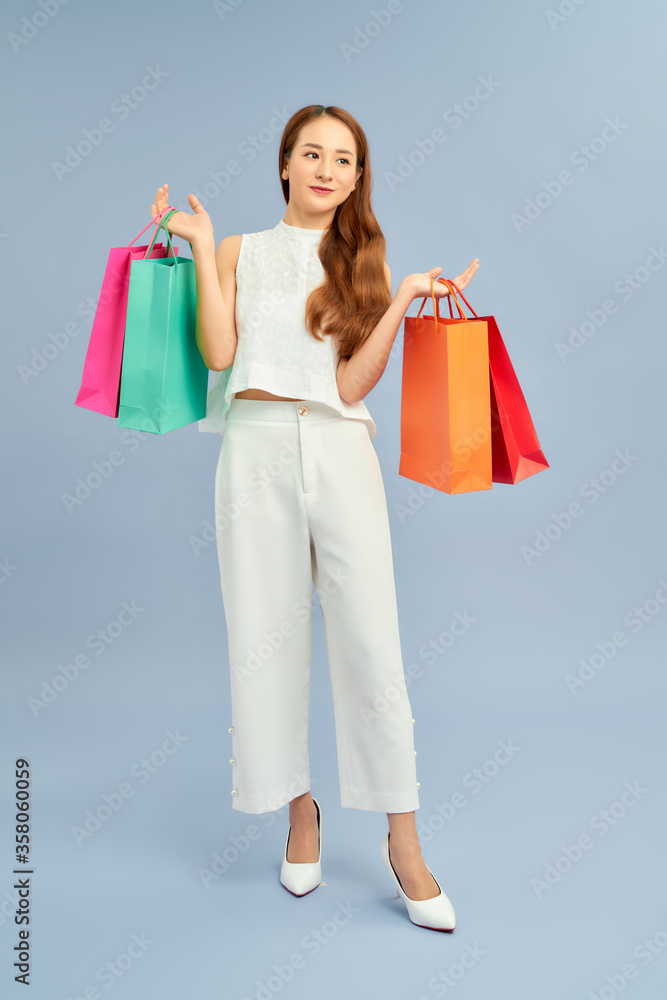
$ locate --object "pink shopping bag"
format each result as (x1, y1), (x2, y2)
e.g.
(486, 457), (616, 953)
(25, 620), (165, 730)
(74, 207), (178, 417)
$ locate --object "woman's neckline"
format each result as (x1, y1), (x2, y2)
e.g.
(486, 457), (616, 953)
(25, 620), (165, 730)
(275, 218), (326, 240)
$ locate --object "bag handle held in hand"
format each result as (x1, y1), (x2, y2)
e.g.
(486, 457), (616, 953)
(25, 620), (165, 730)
(415, 277), (466, 332)
(143, 208), (178, 269)
(127, 204), (174, 248)
(432, 278), (466, 330)
(442, 279), (479, 321)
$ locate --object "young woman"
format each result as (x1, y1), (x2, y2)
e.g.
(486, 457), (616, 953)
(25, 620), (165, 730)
(151, 104), (479, 931)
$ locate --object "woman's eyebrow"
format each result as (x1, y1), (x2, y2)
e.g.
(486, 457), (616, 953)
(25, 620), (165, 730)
(299, 143), (354, 155)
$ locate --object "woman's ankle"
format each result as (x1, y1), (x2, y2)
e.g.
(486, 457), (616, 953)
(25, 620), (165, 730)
(388, 830), (422, 855)
(289, 792), (316, 822)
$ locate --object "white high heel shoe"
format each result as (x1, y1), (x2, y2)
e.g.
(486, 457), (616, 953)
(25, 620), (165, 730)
(381, 832), (456, 931)
(280, 797), (322, 897)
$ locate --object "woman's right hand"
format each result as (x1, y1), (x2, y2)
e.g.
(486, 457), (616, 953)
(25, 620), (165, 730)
(150, 184), (214, 248)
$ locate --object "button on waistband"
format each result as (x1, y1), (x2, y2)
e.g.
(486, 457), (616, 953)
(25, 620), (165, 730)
(298, 405), (309, 416)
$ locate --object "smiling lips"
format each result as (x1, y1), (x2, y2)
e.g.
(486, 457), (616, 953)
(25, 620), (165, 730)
(311, 186), (333, 193)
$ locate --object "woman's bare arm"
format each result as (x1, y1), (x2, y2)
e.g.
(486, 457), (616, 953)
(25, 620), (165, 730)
(191, 234), (241, 371)
(336, 264), (416, 404)
(149, 184), (240, 372)
(336, 257), (479, 403)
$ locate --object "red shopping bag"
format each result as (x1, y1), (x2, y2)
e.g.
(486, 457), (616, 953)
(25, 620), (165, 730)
(74, 207), (178, 417)
(442, 279), (549, 484)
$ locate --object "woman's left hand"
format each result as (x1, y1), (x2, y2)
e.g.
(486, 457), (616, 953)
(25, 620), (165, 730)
(405, 258), (480, 301)
(448, 258), (479, 293)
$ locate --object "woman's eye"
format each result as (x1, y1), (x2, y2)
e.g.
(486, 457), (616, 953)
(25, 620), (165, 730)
(305, 152), (350, 165)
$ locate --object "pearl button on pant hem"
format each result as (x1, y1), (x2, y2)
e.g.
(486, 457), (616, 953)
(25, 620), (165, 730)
(215, 398), (421, 815)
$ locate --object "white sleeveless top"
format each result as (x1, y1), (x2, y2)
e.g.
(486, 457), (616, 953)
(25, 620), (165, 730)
(197, 218), (377, 439)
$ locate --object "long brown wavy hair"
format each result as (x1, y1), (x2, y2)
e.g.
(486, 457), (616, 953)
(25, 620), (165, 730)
(279, 105), (392, 360)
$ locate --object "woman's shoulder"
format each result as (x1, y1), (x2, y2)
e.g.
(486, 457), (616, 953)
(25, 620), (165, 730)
(216, 224), (279, 254)
(215, 225), (283, 281)
(215, 234), (244, 271)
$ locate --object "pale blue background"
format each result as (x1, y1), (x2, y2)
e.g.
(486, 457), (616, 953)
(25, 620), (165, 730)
(1, 0), (666, 997)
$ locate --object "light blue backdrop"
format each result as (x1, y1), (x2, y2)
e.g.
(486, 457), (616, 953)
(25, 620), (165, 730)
(1, 0), (666, 997)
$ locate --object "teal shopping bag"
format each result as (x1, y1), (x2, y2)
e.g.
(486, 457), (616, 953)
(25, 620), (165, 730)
(118, 209), (208, 434)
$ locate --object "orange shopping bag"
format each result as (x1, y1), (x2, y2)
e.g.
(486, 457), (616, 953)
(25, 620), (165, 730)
(444, 280), (549, 484)
(438, 278), (549, 483)
(400, 278), (492, 494)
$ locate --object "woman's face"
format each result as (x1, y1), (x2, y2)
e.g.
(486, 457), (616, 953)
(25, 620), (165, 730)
(282, 117), (363, 219)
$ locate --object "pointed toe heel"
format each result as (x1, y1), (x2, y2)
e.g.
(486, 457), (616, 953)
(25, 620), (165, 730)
(380, 832), (455, 932)
(280, 797), (322, 897)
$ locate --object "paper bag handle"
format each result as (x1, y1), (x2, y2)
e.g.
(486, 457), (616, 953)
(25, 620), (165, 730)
(442, 279), (479, 321)
(415, 277), (466, 332)
(143, 208), (179, 269)
(127, 204), (175, 248)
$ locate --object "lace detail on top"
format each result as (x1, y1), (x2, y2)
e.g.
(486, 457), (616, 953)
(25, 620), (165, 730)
(197, 218), (377, 440)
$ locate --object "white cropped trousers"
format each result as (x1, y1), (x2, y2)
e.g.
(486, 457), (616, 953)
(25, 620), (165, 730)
(214, 397), (420, 815)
